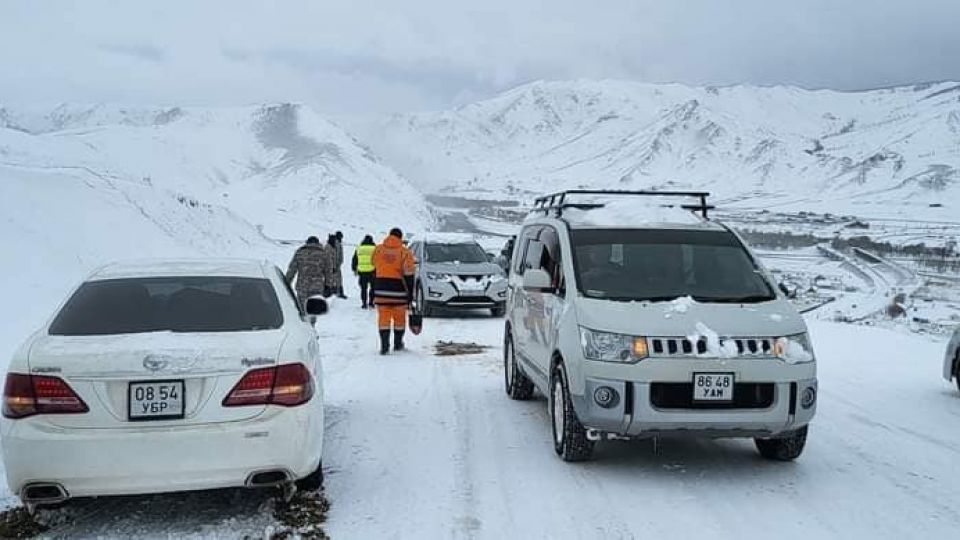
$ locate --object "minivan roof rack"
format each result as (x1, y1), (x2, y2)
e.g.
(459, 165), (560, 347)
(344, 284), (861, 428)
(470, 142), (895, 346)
(532, 189), (714, 219)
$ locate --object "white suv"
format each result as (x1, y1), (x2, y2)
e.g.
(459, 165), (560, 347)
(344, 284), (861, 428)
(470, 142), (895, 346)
(503, 191), (817, 461)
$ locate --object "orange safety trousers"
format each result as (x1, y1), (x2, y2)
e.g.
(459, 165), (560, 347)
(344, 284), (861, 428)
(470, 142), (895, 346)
(377, 304), (407, 330)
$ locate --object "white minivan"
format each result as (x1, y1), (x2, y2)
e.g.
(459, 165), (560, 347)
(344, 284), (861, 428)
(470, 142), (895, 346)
(503, 191), (817, 461)
(2, 259), (326, 506)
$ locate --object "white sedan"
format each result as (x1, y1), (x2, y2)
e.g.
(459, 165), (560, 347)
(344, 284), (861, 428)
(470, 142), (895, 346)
(945, 326), (960, 394)
(1, 259), (326, 506)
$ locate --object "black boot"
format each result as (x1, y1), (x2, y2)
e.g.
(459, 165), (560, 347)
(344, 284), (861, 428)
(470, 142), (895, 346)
(379, 330), (390, 355)
(394, 330), (405, 351)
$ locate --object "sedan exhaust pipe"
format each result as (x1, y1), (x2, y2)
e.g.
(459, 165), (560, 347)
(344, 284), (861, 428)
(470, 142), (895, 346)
(21, 483), (69, 506)
(245, 469), (293, 488)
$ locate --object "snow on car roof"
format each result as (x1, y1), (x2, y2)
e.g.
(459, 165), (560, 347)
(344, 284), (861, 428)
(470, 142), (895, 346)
(89, 258), (271, 280)
(412, 232), (479, 244)
(557, 198), (723, 230)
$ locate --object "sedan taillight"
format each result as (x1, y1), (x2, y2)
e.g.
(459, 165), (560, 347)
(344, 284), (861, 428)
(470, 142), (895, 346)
(222, 363), (314, 408)
(3, 373), (89, 419)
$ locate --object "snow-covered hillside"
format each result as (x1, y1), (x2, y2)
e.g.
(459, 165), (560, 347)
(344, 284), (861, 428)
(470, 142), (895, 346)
(353, 80), (960, 218)
(1, 103), (431, 239)
(0, 103), (432, 362)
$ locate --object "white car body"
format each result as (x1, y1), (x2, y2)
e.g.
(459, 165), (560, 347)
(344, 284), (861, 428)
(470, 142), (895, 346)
(943, 327), (960, 392)
(503, 192), (817, 461)
(1, 259), (324, 504)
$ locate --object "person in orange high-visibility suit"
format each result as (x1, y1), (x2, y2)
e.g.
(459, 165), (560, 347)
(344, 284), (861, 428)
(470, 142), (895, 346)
(372, 228), (417, 354)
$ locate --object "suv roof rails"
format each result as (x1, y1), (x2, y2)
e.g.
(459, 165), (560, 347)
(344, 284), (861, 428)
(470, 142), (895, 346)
(532, 189), (714, 219)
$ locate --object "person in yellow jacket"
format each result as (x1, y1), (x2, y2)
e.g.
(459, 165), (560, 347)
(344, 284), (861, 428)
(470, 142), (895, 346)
(372, 228), (416, 355)
(351, 234), (377, 309)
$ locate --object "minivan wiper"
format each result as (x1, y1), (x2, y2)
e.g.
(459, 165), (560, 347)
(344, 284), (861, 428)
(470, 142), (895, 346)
(698, 295), (775, 304)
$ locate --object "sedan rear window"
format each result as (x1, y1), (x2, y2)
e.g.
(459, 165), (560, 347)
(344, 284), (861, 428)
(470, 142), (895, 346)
(49, 277), (283, 335)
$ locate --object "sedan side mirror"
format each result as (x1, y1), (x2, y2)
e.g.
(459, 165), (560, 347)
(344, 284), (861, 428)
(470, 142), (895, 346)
(305, 296), (329, 316)
(522, 268), (553, 291)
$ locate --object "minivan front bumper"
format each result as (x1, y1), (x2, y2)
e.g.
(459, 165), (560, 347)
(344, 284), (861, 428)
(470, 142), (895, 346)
(571, 375), (817, 439)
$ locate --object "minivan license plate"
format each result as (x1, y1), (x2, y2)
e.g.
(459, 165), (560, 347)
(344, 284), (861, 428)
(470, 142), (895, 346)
(128, 380), (185, 421)
(692, 373), (734, 402)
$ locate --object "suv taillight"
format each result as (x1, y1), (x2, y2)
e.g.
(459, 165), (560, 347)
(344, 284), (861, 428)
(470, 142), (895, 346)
(222, 363), (314, 408)
(3, 373), (89, 419)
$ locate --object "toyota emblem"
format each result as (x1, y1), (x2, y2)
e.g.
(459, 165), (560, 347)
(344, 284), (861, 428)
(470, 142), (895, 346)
(142, 355), (169, 372)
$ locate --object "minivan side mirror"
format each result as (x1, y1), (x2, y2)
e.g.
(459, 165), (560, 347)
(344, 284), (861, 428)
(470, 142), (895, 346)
(522, 268), (553, 291)
(778, 282), (797, 299)
(305, 296), (329, 316)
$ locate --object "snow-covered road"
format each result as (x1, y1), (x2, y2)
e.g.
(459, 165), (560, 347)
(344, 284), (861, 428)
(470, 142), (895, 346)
(320, 306), (960, 539)
(5, 300), (959, 538)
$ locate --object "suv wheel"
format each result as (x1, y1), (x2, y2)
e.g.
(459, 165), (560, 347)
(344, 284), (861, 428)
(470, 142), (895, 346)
(504, 333), (534, 400)
(550, 362), (595, 461)
(755, 426), (808, 461)
(416, 285), (434, 317)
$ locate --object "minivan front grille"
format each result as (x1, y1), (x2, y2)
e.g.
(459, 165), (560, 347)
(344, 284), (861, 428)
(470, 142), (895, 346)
(651, 382), (775, 409)
(648, 337), (775, 358)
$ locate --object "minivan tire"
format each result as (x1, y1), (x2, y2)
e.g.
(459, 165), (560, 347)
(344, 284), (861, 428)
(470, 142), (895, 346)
(550, 362), (595, 462)
(504, 333), (534, 400)
(296, 459), (324, 491)
(755, 426), (808, 461)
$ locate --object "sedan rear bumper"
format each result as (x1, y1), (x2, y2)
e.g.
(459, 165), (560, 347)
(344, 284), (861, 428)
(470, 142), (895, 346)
(1, 406), (322, 499)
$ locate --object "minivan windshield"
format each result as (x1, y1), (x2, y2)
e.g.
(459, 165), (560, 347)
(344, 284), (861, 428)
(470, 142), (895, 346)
(571, 229), (775, 303)
(49, 276), (283, 335)
(426, 242), (488, 264)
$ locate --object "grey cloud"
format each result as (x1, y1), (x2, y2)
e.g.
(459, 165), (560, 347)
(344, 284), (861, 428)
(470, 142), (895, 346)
(98, 43), (165, 63)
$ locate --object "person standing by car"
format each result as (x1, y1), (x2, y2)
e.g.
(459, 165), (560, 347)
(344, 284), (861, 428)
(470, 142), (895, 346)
(285, 236), (333, 314)
(352, 234), (377, 309)
(334, 231), (348, 299)
(325, 234), (345, 299)
(372, 228), (416, 354)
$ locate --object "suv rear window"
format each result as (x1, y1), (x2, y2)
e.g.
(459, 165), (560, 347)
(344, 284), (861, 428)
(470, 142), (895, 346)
(49, 277), (283, 335)
(571, 229), (775, 303)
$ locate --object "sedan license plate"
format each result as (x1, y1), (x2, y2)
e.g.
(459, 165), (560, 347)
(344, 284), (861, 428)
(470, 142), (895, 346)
(692, 372), (734, 402)
(128, 380), (185, 421)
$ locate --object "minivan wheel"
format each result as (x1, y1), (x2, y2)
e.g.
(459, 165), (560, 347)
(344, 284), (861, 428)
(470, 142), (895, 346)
(504, 334), (534, 400)
(296, 459), (324, 491)
(550, 363), (595, 462)
(755, 426), (808, 461)
(954, 353), (960, 393)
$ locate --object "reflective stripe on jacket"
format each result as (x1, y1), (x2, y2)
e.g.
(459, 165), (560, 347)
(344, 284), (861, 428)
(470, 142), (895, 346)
(356, 244), (376, 273)
(372, 235), (416, 305)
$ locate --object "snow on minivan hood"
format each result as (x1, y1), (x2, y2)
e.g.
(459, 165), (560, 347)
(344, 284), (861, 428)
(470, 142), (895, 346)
(574, 296), (806, 338)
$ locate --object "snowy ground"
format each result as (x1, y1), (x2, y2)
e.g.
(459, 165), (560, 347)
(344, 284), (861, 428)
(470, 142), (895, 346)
(1, 253), (959, 538)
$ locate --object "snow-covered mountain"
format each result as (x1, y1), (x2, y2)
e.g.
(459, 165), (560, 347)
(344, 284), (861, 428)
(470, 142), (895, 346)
(352, 80), (960, 217)
(1, 102), (431, 240)
(0, 103), (432, 360)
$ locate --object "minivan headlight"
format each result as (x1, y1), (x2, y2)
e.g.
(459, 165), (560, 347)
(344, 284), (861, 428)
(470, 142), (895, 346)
(579, 327), (648, 363)
(774, 333), (815, 364)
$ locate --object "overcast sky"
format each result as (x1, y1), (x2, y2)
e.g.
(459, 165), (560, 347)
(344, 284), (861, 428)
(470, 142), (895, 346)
(2, 0), (959, 114)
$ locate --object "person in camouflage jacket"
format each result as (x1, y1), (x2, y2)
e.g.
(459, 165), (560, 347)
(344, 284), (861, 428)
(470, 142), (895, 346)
(286, 236), (334, 306)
